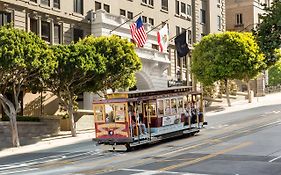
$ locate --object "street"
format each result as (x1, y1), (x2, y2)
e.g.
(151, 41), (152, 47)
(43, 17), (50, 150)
(1, 98), (281, 175)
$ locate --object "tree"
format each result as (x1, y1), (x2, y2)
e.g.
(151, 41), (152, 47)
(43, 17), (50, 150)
(44, 43), (106, 137)
(0, 26), (54, 147)
(78, 35), (142, 92)
(191, 32), (265, 106)
(268, 57), (281, 86)
(255, 1), (281, 68)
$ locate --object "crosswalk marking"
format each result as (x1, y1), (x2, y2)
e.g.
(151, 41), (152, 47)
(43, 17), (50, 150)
(121, 168), (209, 175)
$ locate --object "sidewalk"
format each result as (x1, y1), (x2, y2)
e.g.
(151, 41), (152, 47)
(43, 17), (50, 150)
(0, 130), (95, 158)
(206, 92), (281, 116)
(1, 92), (281, 158)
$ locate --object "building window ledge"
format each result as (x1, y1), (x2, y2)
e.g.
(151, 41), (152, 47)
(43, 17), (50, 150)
(160, 9), (168, 14)
(71, 12), (84, 18)
(52, 8), (61, 12)
(28, 1), (39, 6)
(235, 24), (244, 27)
(39, 4), (51, 10)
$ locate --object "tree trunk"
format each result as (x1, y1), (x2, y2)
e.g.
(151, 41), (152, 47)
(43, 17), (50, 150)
(67, 99), (77, 137)
(224, 79), (231, 107)
(0, 94), (20, 147)
(247, 80), (252, 103)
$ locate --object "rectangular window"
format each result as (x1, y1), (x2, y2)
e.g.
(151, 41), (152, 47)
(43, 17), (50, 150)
(188, 30), (192, 44)
(41, 0), (50, 6)
(142, 0), (153, 6)
(187, 4), (191, 16)
(165, 99), (171, 115)
(73, 28), (83, 43)
(95, 1), (102, 10)
(149, 18), (154, 26)
(200, 9), (206, 24)
(161, 0), (168, 11)
(94, 105), (104, 122)
(176, 26), (180, 35)
(53, 0), (60, 9)
(175, 0), (180, 15)
(142, 16), (147, 23)
(127, 11), (133, 19)
(181, 2), (186, 14)
(74, 0), (83, 14)
(115, 103), (126, 122)
(0, 12), (11, 27)
(120, 9), (126, 16)
(54, 24), (61, 44)
(217, 15), (221, 30)
(157, 99), (164, 115)
(183, 56), (187, 67)
(104, 4), (110, 13)
(30, 18), (37, 34)
(236, 13), (243, 25)
(30, 0), (37, 3)
(41, 21), (50, 42)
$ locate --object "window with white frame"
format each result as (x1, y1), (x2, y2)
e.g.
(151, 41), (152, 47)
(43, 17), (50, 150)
(74, 0), (83, 14)
(187, 4), (191, 16)
(73, 28), (83, 43)
(120, 9), (126, 16)
(104, 4), (110, 13)
(142, 0), (154, 6)
(175, 0), (180, 15)
(95, 1), (102, 11)
(127, 11), (133, 19)
(161, 0), (168, 11)
(236, 13), (243, 25)
(41, 21), (50, 42)
(217, 15), (221, 30)
(30, 18), (38, 34)
(188, 30), (192, 44)
(142, 16), (147, 23)
(41, 0), (50, 6)
(54, 24), (61, 44)
(200, 9), (206, 24)
(0, 12), (11, 27)
(149, 18), (154, 26)
(180, 2), (186, 14)
(54, 0), (60, 9)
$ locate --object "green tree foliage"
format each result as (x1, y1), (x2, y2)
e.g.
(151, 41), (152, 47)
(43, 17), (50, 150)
(78, 35), (142, 92)
(268, 59), (281, 86)
(255, 1), (281, 68)
(0, 26), (54, 147)
(192, 32), (265, 106)
(44, 43), (106, 137)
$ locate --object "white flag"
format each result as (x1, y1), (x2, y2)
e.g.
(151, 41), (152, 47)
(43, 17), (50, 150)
(157, 24), (169, 52)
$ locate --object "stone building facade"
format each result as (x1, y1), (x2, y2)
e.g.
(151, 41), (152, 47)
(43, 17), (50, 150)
(0, 0), (225, 113)
(225, 0), (273, 96)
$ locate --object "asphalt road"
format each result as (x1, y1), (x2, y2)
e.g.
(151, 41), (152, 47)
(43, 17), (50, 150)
(1, 102), (281, 175)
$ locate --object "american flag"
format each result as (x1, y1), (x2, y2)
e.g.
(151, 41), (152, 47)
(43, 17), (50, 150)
(130, 17), (147, 47)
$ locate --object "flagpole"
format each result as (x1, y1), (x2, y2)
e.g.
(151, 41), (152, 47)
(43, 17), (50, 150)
(146, 19), (169, 35)
(169, 26), (191, 41)
(109, 11), (143, 34)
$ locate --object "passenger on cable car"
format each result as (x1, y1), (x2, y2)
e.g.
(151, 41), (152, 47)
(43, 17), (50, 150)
(138, 113), (147, 134)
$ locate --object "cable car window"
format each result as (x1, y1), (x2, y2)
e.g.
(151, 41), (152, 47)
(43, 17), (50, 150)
(171, 98), (177, 115)
(148, 101), (156, 117)
(165, 99), (171, 115)
(94, 105), (104, 122)
(115, 103), (126, 122)
(157, 99), (164, 115)
(178, 97), (184, 113)
(105, 104), (114, 123)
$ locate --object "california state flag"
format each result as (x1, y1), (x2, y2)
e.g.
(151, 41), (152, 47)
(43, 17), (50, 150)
(157, 24), (169, 52)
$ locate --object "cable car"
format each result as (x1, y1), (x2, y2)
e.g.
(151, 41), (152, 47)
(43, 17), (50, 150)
(92, 86), (207, 150)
